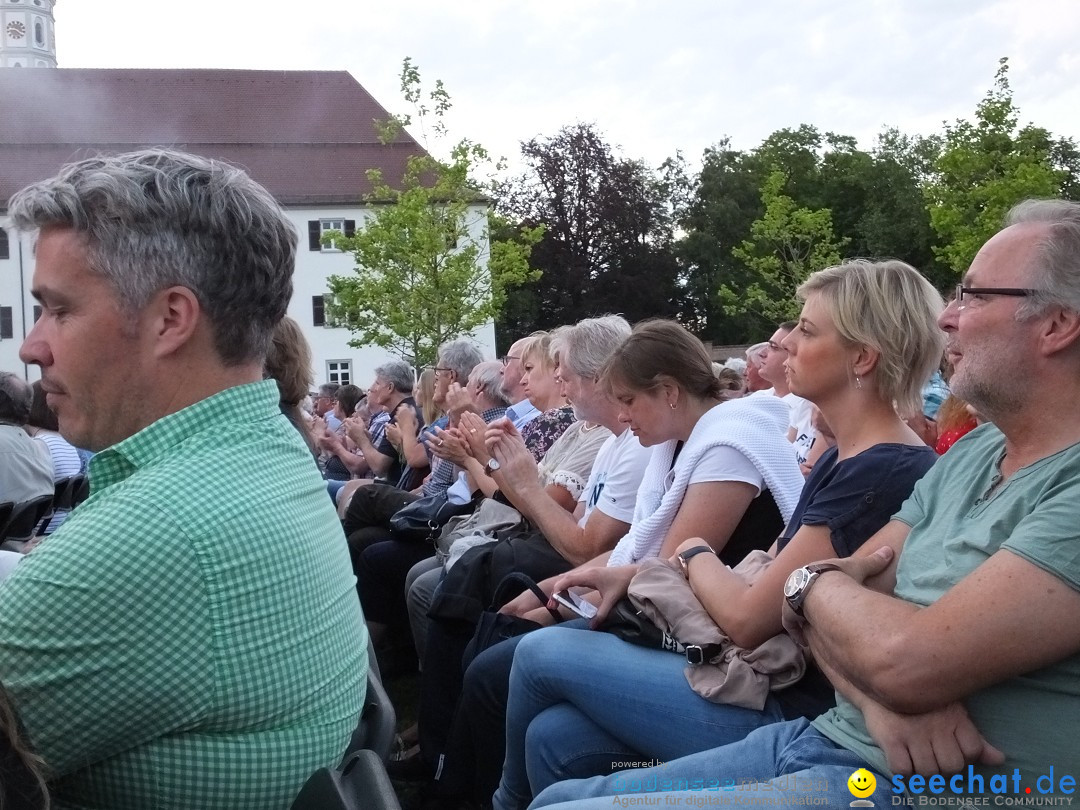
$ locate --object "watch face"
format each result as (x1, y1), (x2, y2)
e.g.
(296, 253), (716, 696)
(784, 567), (810, 599)
(487, 458), (501, 472)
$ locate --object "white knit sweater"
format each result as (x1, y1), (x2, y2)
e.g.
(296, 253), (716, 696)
(607, 396), (803, 566)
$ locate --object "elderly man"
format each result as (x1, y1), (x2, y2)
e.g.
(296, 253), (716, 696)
(752, 322), (816, 467)
(531, 200), (1080, 808)
(500, 337), (541, 430)
(1, 150), (367, 809)
(743, 341), (770, 393)
(341, 339), (484, 546)
(0, 371), (53, 505)
(313, 381), (342, 431)
(356, 359), (510, 650)
(344, 360), (418, 482)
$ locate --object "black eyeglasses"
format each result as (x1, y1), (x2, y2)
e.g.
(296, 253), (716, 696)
(433, 367), (453, 377)
(955, 284), (1038, 304)
(501, 355), (520, 366)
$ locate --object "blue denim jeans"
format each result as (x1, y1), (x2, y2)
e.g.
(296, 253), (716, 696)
(492, 626), (787, 810)
(530, 718), (892, 809)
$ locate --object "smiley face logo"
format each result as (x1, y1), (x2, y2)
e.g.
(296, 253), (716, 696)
(848, 768), (877, 798)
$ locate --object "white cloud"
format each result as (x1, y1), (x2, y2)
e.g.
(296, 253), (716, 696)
(51, 0), (1080, 171)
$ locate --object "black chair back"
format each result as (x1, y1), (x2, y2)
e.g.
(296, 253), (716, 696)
(1, 495), (53, 543)
(70, 475), (90, 507)
(340, 669), (396, 765)
(290, 749), (402, 810)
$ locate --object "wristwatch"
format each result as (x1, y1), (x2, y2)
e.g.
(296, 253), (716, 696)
(784, 563), (842, 617)
(484, 457), (501, 475)
(677, 545), (714, 578)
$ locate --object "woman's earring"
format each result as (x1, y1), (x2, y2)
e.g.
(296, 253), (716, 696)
(855, 375), (863, 390)
(669, 401), (677, 410)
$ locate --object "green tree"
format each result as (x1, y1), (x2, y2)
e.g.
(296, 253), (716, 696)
(726, 170), (848, 329)
(925, 58), (1064, 274)
(674, 140), (766, 341)
(493, 123), (683, 339)
(327, 58), (542, 366)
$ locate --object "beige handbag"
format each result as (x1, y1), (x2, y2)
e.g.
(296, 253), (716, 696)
(627, 551), (807, 709)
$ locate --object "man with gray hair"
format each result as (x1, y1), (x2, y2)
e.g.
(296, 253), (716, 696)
(0, 150), (367, 809)
(313, 381), (343, 431)
(499, 336), (541, 430)
(0, 370), (53, 505)
(341, 339), (484, 550)
(357, 359), (510, 653)
(321, 359), (419, 484)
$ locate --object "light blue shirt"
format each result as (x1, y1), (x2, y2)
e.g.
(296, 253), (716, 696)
(505, 399), (540, 431)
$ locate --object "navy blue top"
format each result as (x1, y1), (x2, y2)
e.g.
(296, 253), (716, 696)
(777, 443), (937, 558)
(774, 442), (937, 720)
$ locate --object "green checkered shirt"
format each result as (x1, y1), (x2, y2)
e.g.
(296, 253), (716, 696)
(0, 380), (368, 809)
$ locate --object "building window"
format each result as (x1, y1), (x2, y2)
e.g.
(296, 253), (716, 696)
(326, 360), (351, 386)
(0, 307), (13, 340)
(321, 219), (344, 252)
(307, 218), (355, 251)
(312, 295), (325, 327)
(0, 228), (8, 260)
(34, 20), (43, 45)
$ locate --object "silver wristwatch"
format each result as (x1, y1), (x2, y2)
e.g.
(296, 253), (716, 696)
(784, 562), (842, 617)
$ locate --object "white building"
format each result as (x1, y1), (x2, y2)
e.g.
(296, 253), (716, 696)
(1, 0), (56, 68)
(0, 28), (497, 385)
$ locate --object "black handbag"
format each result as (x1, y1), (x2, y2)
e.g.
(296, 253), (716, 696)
(464, 572), (562, 667)
(601, 598), (685, 654)
(388, 492), (475, 542)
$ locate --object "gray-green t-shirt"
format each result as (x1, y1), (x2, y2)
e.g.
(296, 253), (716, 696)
(813, 424), (1080, 787)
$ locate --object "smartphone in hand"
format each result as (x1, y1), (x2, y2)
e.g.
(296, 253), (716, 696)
(552, 588), (598, 620)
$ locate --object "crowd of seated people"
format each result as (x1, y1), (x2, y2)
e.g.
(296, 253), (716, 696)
(361, 210), (1080, 810)
(493, 259), (945, 809)
(514, 197), (1080, 809)
(2, 156), (1079, 810)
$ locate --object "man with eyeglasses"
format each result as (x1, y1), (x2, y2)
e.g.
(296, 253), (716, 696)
(312, 382), (342, 431)
(531, 199), (1080, 808)
(750, 322), (817, 469)
(499, 338), (541, 432)
(744, 341), (770, 393)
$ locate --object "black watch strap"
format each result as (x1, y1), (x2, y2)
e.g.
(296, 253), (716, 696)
(678, 545), (714, 577)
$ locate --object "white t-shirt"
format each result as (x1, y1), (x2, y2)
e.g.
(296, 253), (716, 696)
(675, 443), (765, 494)
(578, 427), (652, 527)
(783, 394), (816, 466)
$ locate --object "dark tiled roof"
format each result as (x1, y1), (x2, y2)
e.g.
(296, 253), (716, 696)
(0, 68), (429, 208)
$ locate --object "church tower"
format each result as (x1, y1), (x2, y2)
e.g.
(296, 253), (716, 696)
(1, 0), (56, 67)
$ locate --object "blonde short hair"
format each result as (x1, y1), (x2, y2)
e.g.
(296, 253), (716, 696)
(797, 259), (944, 417)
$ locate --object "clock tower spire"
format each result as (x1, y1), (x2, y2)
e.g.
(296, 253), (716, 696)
(1, 0), (57, 67)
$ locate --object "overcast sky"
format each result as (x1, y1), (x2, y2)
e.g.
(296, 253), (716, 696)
(54, 0), (1080, 172)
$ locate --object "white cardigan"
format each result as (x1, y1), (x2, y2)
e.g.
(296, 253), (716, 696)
(607, 396), (803, 566)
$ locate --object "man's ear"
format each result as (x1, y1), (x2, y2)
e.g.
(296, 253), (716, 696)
(148, 286), (202, 359)
(1039, 305), (1080, 357)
